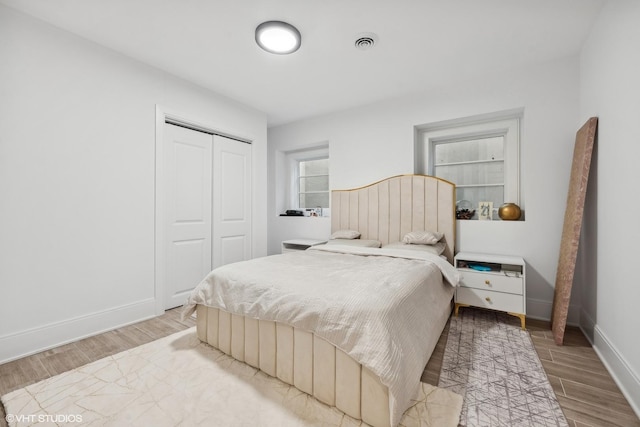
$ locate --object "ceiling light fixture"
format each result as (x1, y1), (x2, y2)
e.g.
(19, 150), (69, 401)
(255, 21), (301, 55)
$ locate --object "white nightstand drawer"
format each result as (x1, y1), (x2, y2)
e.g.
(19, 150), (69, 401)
(459, 270), (523, 295)
(456, 288), (524, 314)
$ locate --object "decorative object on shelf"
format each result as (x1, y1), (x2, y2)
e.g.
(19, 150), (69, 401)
(456, 200), (475, 220)
(478, 201), (493, 221)
(280, 209), (304, 216)
(498, 203), (522, 220)
(468, 264), (492, 272)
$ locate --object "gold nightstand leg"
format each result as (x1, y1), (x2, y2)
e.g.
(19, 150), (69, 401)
(454, 303), (470, 317)
(508, 312), (526, 330)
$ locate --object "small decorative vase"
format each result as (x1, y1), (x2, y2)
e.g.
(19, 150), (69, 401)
(498, 203), (521, 220)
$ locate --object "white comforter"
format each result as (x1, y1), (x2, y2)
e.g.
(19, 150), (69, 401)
(182, 245), (461, 426)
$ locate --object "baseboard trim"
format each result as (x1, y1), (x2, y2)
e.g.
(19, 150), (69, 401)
(593, 325), (640, 419)
(0, 298), (157, 364)
(526, 297), (580, 325)
(578, 308), (596, 344)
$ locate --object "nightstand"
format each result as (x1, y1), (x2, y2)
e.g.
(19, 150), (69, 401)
(281, 238), (327, 253)
(454, 252), (527, 329)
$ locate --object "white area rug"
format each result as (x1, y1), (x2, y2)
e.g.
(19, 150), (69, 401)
(2, 328), (462, 426)
(438, 308), (568, 427)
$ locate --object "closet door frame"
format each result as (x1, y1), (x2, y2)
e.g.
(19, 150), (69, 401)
(154, 105), (254, 315)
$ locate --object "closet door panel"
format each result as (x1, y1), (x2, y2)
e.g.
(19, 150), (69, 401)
(163, 123), (212, 309)
(212, 135), (252, 268)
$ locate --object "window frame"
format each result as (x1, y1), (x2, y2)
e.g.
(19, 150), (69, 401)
(296, 157), (330, 209)
(417, 112), (522, 210)
(285, 146), (330, 210)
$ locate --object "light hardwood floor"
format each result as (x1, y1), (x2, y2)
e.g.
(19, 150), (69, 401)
(1, 308), (638, 427)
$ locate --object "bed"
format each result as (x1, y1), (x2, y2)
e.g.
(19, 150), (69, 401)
(182, 174), (458, 427)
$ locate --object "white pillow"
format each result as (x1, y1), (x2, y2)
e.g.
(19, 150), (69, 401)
(326, 239), (381, 248)
(330, 229), (361, 240)
(402, 230), (443, 245)
(383, 241), (446, 255)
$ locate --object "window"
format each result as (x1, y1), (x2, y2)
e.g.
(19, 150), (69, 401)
(416, 111), (521, 219)
(298, 157), (329, 209)
(277, 144), (330, 214)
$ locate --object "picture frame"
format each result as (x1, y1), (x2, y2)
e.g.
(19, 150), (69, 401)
(478, 201), (493, 220)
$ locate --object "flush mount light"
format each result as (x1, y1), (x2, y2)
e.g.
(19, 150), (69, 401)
(255, 21), (301, 54)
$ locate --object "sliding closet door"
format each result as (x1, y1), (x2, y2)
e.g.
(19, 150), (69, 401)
(212, 135), (252, 268)
(162, 124), (252, 309)
(163, 123), (213, 309)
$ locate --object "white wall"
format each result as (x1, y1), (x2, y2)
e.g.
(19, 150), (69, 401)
(268, 56), (582, 322)
(0, 5), (267, 363)
(579, 0), (640, 414)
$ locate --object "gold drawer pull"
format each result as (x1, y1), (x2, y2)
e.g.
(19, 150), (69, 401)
(485, 280), (491, 285)
(485, 297), (492, 303)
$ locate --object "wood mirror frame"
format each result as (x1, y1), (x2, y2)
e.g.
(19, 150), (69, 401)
(550, 117), (598, 345)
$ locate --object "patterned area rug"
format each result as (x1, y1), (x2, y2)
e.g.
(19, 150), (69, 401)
(438, 308), (568, 427)
(2, 328), (463, 426)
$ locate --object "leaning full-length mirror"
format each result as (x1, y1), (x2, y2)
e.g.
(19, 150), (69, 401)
(551, 117), (598, 345)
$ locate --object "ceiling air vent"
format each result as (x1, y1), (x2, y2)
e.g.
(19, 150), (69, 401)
(354, 33), (378, 50)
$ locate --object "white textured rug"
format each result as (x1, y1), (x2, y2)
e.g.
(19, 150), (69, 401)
(2, 328), (462, 426)
(438, 308), (568, 427)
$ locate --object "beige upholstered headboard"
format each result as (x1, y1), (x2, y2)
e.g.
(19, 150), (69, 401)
(331, 175), (456, 263)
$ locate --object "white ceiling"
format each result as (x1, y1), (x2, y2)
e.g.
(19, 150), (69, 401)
(2, 0), (606, 127)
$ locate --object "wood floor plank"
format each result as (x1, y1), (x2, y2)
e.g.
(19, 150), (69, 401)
(110, 324), (157, 347)
(561, 329), (592, 347)
(543, 346), (601, 363)
(547, 374), (565, 397)
(421, 319), (449, 386)
(533, 344), (554, 361)
(74, 332), (128, 361)
(550, 342), (601, 361)
(558, 395), (640, 427)
(530, 334), (601, 361)
(420, 370), (439, 386)
(551, 349), (608, 373)
(561, 378), (638, 418)
(541, 359), (621, 394)
(0, 355), (49, 396)
(132, 317), (184, 339)
(526, 319), (551, 336)
(163, 308), (196, 328)
(34, 342), (91, 377)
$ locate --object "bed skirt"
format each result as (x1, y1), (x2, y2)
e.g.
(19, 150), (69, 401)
(195, 304), (391, 427)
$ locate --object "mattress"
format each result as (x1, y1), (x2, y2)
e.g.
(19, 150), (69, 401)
(183, 245), (460, 426)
